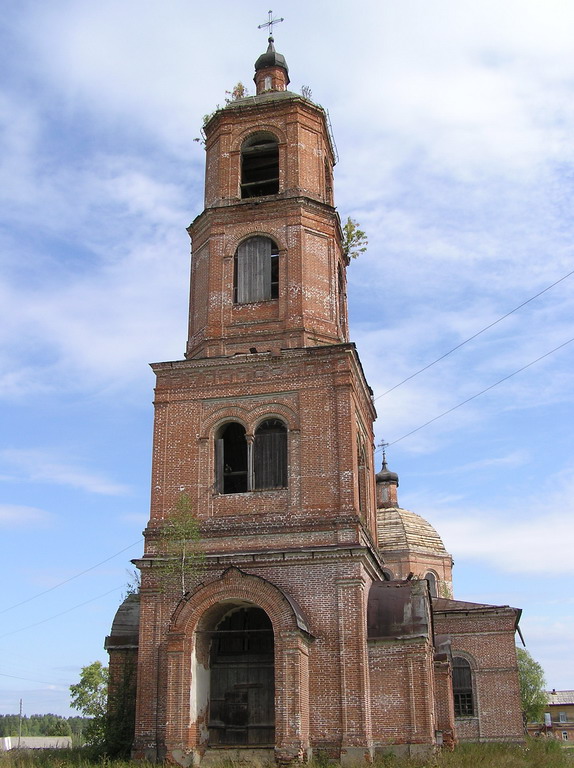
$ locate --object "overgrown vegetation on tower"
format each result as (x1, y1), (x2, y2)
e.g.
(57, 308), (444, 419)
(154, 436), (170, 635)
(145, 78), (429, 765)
(342, 217), (368, 260)
(155, 492), (204, 597)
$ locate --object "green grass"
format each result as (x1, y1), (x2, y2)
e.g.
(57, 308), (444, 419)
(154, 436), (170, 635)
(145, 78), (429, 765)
(372, 739), (572, 767)
(0, 740), (571, 768)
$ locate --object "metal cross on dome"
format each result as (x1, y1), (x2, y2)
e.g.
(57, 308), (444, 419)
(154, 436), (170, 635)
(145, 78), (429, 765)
(258, 10), (284, 37)
(378, 440), (390, 462)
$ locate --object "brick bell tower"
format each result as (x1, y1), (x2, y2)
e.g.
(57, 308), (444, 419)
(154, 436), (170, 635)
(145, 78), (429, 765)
(131, 36), (385, 765)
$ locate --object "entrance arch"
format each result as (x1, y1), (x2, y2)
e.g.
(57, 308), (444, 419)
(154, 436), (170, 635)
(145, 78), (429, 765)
(208, 604), (274, 745)
(165, 568), (313, 763)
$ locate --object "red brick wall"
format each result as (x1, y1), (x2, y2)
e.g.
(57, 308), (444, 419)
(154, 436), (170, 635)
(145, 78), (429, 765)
(369, 638), (436, 747)
(433, 608), (523, 742)
(187, 95), (346, 361)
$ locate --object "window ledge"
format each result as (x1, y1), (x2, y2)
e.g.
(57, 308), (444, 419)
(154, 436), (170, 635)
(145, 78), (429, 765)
(214, 487), (288, 497)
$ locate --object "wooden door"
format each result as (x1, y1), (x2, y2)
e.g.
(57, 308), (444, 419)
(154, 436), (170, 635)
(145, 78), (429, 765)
(208, 606), (275, 745)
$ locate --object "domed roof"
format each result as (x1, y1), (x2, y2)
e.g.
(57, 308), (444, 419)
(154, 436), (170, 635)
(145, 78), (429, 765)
(104, 593), (140, 649)
(376, 457), (398, 485)
(255, 37), (289, 74)
(377, 506), (449, 556)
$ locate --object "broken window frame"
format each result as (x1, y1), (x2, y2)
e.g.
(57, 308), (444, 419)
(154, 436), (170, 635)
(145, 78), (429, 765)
(241, 133), (279, 199)
(215, 422), (249, 494)
(234, 236), (279, 304)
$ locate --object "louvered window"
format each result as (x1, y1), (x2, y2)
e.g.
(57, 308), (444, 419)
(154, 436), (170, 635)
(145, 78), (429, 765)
(254, 420), (287, 489)
(234, 237), (279, 304)
(453, 657), (474, 717)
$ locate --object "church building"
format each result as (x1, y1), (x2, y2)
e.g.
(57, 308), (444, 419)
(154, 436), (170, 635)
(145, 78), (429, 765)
(105, 35), (524, 763)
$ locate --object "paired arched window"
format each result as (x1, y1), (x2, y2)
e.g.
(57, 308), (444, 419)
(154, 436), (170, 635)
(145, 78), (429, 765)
(234, 236), (279, 304)
(215, 419), (287, 494)
(241, 133), (279, 199)
(452, 657), (474, 717)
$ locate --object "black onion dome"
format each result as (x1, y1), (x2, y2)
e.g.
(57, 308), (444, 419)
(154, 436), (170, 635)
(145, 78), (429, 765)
(376, 457), (399, 485)
(255, 37), (289, 73)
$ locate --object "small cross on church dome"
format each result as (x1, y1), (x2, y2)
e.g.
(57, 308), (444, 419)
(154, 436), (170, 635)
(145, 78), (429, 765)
(254, 11), (290, 93)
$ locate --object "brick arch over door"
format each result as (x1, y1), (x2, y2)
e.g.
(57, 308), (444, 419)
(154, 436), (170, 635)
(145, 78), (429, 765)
(164, 567), (313, 763)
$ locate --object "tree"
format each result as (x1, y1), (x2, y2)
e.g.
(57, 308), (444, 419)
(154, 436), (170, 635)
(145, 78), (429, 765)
(516, 647), (547, 726)
(106, 654), (137, 758)
(225, 81), (248, 103)
(155, 492), (204, 597)
(342, 217), (368, 260)
(69, 661), (108, 747)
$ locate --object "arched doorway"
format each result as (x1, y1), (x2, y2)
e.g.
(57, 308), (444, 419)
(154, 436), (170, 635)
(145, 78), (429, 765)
(208, 605), (275, 746)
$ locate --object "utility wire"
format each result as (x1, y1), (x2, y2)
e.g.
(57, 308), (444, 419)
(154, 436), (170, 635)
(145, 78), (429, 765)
(375, 267), (574, 400)
(0, 671), (67, 688)
(0, 586), (124, 640)
(0, 539), (142, 616)
(385, 335), (574, 447)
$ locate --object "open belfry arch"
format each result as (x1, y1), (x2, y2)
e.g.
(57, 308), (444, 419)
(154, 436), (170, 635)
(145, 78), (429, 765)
(106, 28), (525, 765)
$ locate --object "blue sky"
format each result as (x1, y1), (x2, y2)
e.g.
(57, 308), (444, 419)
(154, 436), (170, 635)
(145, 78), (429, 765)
(1, 0), (573, 716)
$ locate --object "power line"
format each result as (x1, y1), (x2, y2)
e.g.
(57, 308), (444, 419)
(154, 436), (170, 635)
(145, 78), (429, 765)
(0, 539), (142, 616)
(0, 586), (124, 640)
(375, 267), (574, 400)
(385, 335), (574, 447)
(0, 671), (67, 688)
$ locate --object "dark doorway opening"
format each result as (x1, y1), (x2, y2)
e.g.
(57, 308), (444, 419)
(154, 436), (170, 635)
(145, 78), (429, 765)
(208, 606), (275, 746)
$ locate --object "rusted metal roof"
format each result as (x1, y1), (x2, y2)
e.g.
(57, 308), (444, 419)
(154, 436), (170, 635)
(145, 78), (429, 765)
(432, 597), (495, 611)
(432, 596), (522, 632)
(367, 579), (431, 640)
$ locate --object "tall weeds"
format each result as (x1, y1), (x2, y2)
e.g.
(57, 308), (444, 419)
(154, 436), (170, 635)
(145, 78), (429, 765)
(0, 740), (571, 768)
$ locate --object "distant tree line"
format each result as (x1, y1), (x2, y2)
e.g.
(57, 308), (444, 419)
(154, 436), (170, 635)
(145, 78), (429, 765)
(0, 714), (88, 737)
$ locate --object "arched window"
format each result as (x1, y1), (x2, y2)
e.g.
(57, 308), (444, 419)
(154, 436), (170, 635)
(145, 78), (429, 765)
(234, 236), (279, 304)
(382, 569), (393, 581)
(241, 133), (279, 198)
(215, 419), (287, 494)
(215, 422), (248, 494)
(452, 657), (474, 717)
(425, 571), (438, 598)
(254, 419), (287, 489)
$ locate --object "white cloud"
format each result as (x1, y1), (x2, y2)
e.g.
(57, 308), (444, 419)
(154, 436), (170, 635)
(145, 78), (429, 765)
(0, 449), (130, 496)
(415, 469), (574, 575)
(437, 512), (574, 573)
(0, 504), (53, 528)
